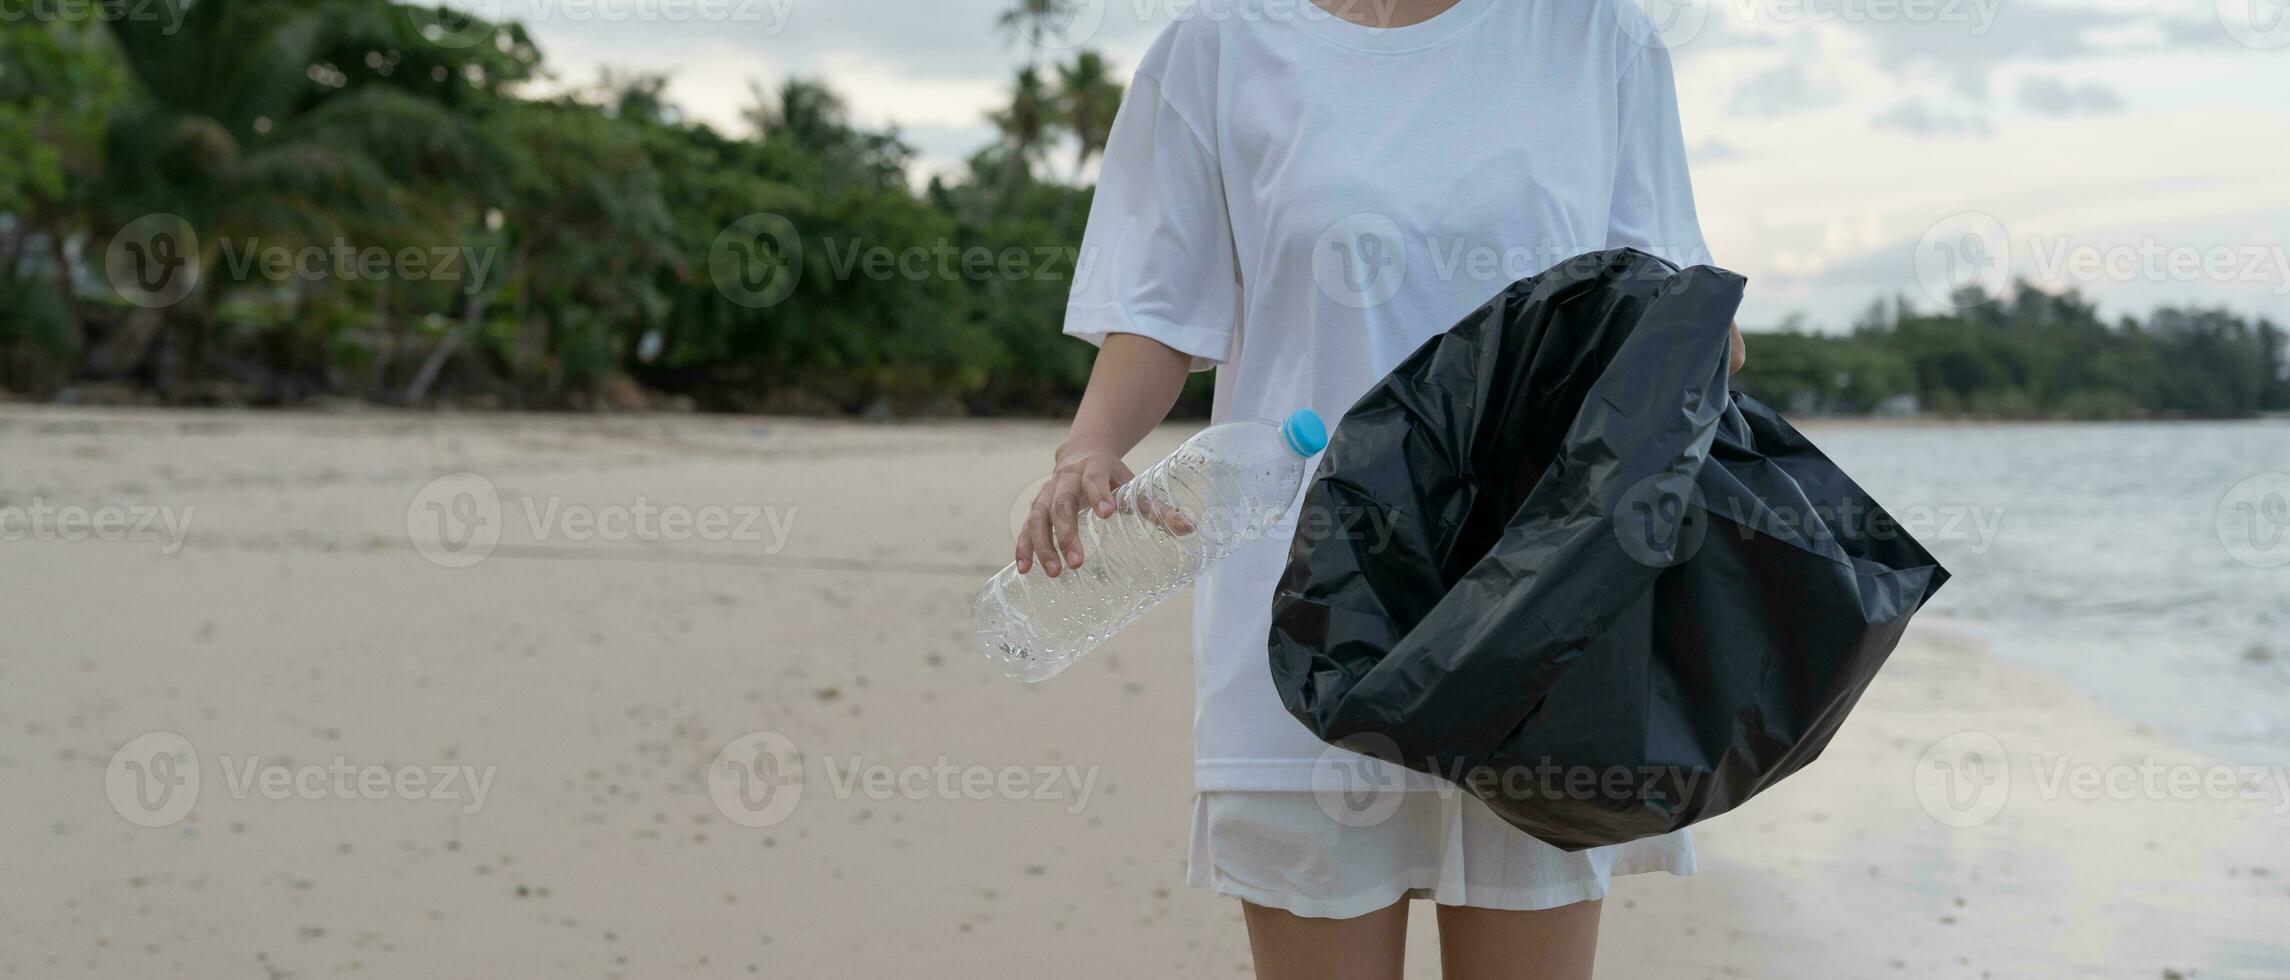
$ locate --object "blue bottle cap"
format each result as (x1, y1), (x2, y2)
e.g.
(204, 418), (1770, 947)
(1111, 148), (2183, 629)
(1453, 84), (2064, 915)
(1281, 409), (1329, 457)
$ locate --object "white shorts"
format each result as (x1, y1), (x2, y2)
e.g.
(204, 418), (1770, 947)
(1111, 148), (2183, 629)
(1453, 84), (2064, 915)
(1186, 791), (1695, 920)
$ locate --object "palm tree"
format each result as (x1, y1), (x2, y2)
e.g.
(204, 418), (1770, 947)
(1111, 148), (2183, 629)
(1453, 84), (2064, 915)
(743, 76), (912, 192)
(988, 66), (1054, 211)
(743, 77), (850, 151)
(996, 0), (1079, 68)
(95, 0), (505, 393)
(1050, 52), (1122, 224)
(1053, 51), (1122, 184)
(600, 70), (676, 126)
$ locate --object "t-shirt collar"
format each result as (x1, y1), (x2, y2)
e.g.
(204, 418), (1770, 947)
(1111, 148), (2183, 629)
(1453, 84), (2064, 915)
(1291, 0), (1501, 54)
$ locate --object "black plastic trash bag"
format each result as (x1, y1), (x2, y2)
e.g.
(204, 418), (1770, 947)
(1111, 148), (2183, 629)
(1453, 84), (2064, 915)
(1269, 248), (1950, 851)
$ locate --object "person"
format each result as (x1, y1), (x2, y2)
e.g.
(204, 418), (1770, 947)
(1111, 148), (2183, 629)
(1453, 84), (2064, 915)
(1012, 1), (1744, 976)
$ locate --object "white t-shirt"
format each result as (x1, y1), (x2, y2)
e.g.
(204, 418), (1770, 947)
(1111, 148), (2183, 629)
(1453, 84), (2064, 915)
(1064, 0), (1713, 792)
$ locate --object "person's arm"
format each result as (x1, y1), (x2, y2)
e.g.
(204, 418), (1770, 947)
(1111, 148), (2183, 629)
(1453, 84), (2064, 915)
(1015, 333), (1193, 577)
(1731, 321), (1746, 374)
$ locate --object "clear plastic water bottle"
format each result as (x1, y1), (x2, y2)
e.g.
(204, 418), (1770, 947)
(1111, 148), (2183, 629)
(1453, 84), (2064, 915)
(973, 409), (1330, 682)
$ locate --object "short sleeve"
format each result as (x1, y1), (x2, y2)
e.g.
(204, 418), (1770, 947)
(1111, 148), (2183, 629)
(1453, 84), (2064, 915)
(1063, 66), (1241, 372)
(1608, 37), (1713, 269)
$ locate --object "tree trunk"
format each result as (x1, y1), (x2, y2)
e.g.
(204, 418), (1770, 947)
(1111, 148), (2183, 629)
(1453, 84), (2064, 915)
(405, 287), (490, 406)
(367, 280), (397, 398)
(46, 230), (83, 350)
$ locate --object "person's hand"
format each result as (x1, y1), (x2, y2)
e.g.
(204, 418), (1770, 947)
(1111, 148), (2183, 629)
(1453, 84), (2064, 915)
(1015, 444), (1134, 577)
(1729, 321), (1747, 374)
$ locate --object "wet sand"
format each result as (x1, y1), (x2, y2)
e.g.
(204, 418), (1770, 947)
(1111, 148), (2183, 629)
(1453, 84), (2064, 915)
(1, 406), (2284, 978)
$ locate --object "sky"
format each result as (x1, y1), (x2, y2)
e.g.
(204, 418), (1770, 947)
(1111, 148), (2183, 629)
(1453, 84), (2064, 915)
(456, 0), (2289, 330)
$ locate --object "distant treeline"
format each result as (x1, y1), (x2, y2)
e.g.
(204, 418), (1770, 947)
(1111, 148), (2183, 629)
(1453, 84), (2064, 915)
(3, 4), (2284, 419)
(1736, 293), (2290, 418)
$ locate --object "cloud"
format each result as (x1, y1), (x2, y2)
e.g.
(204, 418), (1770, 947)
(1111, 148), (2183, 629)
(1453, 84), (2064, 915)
(1837, 2), (2225, 97)
(482, 0), (2290, 329)
(1870, 99), (1994, 137)
(491, 0), (1169, 134)
(1726, 58), (1844, 117)
(2017, 76), (2125, 116)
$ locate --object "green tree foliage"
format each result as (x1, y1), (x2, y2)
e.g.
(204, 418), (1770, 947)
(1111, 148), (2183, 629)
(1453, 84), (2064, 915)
(0, 1), (1138, 411)
(1, 17), (126, 386)
(1735, 286), (2290, 418)
(2, 4), (2281, 419)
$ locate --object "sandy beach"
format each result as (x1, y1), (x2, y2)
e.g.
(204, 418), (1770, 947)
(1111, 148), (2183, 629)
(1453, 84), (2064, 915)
(2, 406), (2285, 979)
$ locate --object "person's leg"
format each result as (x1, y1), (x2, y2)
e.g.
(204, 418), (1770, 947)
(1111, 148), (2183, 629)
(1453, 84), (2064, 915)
(1241, 898), (1409, 980)
(1433, 900), (1602, 980)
